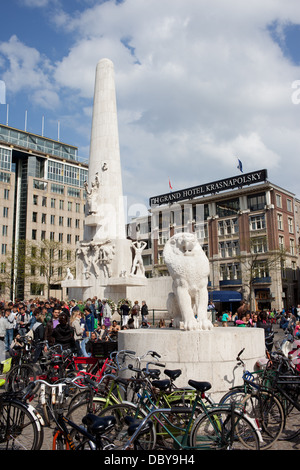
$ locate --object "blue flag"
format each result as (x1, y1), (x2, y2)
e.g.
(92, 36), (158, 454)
(237, 158), (243, 173)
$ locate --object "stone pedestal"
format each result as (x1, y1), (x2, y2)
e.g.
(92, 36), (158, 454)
(118, 327), (265, 399)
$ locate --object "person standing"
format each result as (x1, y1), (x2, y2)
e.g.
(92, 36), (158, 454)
(44, 305), (61, 347)
(70, 310), (85, 357)
(120, 300), (130, 327)
(102, 300), (112, 328)
(51, 313), (76, 351)
(4, 308), (16, 353)
(81, 306), (95, 357)
(141, 301), (149, 323)
(131, 300), (140, 329)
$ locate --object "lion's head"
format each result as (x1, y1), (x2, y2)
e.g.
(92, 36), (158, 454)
(164, 232), (200, 259)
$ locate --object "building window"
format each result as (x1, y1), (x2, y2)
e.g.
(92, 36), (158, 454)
(219, 240), (240, 257)
(41, 231), (46, 241)
(32, 212), (37, 223)
(41, 213), (46, 224)
(33, 194), (38, 205)
(218, 218), (239, 236)
(220, 263), (241, 281)
(42, 197), (47, 207)
(59, 233), (63, 242)
(216, 198), (239, 218)
(251, 237), (267, 254)
(253, 260), (269, 278)
(277, 213), (283, 230)
(75, 203), (80, 213)
(279, 235), (284, 251)
(276, 194), (282, 208)
(290, 239), (295, 255)
(287, 199), (292, 212)
(288, 217), (294, 234)
(4, 188), (9, 200)
(2, 225), (8, 237)
(59, 216), (64, 226)
(50, 232), (55, 241)
(3, 207), (8, 218)
(67, 234), (72, 244)
(50, 215), (55, 225)
(32, 229), (37, 240)
(68, 202), (72, 211)
(51, 198), (56, 208)
(67, 217), (72, 228)
(247, 193), (266, 211)
(250, 214), (265, 231)
(59, 200), (64, 210)
(75, 219), (80, 229)
(1, 244), (7, 255)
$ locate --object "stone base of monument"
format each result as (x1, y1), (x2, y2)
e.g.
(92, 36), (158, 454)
(118, 327), (265, 400)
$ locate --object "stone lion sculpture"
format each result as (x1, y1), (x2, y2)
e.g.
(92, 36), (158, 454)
(163, 232), (213, 331)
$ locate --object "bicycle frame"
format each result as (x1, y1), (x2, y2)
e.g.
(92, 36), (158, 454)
(52, 412), (99, 450)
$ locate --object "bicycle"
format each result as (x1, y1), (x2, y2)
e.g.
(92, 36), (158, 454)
(219, 348), (285, 449)
(0, 388), (44, 450)
(104, 378), (261, 451)
(22, 377), (140, 450)
(98, 361), (260, 450)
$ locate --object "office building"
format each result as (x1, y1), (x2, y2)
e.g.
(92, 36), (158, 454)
(0, 124), (88, 300)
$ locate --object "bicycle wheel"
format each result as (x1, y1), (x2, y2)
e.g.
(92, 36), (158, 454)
(220, 387), (285, 449)
(0, 399), (43, 450)
(5, 364), (36, 392)
(67, 392), (113, 425)
(99, 403), (156, 450)
(190, 406), (260, 450)
(240, 390), (285, 449)
(155, 399), (201, 449)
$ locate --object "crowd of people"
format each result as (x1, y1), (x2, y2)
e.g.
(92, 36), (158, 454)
(0, 297), (152, 361)
(215, 300), (300, 351)
(1, 295), (299, 361)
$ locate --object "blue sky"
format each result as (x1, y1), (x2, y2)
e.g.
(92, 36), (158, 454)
(1, 0), (300, 211)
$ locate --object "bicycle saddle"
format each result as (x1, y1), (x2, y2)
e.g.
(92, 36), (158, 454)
(82, 414), (116, 435)
(188, 380), (211, 392)
(164, 369), (182, 380)
(124, 416), (154, 436)
(151, 379), (170, 390)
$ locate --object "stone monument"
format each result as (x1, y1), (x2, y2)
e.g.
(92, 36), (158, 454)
(62, 59), (147, 301)
(64, 58), (265, 398)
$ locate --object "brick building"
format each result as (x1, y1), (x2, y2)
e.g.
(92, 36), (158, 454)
(131, 169), (300, 313)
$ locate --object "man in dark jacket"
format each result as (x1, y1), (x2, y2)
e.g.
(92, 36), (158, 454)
(51, 313), (75, 351)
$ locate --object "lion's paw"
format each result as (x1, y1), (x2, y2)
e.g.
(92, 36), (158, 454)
(198, 318), (213, 330)
(184, 318), (199, 331)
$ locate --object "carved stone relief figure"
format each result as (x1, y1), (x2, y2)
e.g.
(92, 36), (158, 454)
(84, 172), (100, 215)
(130, 240), (147, 277)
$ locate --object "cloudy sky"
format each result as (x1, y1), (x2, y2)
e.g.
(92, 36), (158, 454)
(1, 0), (300, 213)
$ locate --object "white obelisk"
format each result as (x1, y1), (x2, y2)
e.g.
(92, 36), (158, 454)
(84, 58), (126, 241)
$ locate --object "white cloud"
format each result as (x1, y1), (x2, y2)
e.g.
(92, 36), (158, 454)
(0, 35), (59, 110)
(3, 0), (300, 205)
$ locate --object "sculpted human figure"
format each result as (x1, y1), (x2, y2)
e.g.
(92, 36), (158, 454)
(163, 232), (213, 331)
(97, 242), (115, 278)
(130, 240), (147, 277)
(84, 172), (100, 214)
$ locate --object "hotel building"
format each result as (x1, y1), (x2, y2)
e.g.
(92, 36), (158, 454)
(131, 170), (300, 313)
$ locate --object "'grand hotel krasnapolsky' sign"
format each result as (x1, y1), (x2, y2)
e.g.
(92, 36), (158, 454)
(149, 169), (268, 207)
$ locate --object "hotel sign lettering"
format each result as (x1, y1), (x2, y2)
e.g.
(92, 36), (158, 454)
(149, 169), (268, 207)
